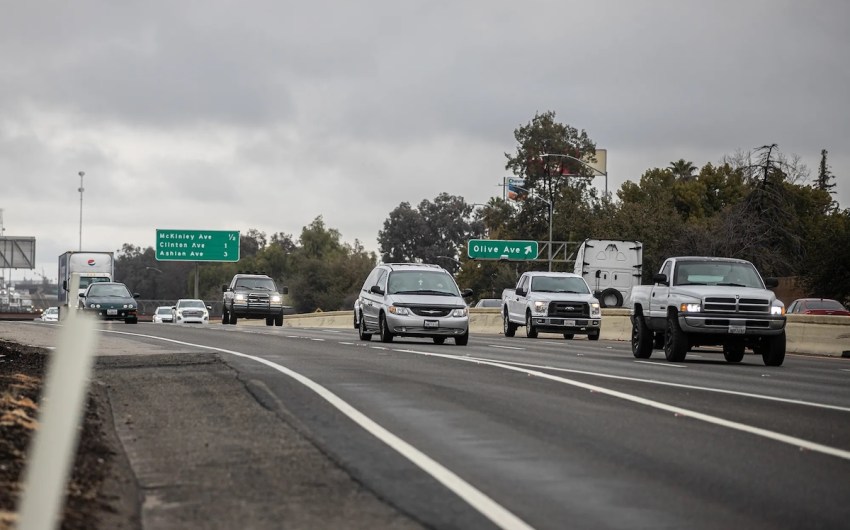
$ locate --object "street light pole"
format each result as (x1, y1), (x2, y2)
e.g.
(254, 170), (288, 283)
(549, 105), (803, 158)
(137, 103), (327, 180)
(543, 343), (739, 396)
(514, 185), (554, 271)
(541, 151), (609, 199)
(77, 171), (85, 251)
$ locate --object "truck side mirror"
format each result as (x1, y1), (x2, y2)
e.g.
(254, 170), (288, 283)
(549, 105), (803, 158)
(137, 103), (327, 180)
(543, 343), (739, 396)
(653, 273), (668, 285)
(516, 287), (526, 296)
(763, 277), (779, 288)
(222, 284), (229, 292)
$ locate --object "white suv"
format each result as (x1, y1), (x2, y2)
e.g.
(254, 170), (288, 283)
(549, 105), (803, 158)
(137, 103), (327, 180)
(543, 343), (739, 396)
(355, 263), (473, 345)
(171, 299), (211, 324)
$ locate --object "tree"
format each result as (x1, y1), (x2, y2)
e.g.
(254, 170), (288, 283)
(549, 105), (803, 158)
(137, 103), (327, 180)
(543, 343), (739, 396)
(668, 159), (697, 180)
(378, 193), (484, 266)
(816, 149), (837, 195)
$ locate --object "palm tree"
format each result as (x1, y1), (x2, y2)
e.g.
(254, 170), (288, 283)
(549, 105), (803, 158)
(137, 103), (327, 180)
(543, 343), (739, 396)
(669, 159), (698, 180)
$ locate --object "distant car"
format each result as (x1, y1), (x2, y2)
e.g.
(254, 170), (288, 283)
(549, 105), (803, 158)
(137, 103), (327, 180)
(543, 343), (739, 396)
(78, 282), (139, 324)
(172, 299), (211, 324)
(474, 298), (502, 308)
(152, 306), (174, 323)
(786, 298), (850, 316)
(38, 306), (59, 322)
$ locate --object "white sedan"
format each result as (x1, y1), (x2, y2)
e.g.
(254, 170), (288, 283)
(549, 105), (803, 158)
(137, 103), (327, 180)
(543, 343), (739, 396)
(152, 306), (174, 323)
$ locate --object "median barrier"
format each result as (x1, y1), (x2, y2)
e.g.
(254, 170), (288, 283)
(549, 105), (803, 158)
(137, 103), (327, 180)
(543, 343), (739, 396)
(279, 309), (850, 357)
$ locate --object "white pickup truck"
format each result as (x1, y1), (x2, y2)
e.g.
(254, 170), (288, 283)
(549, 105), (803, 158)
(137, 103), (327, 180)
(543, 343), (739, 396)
(629, 257), (787, 366)
(502, 271), (602, 340)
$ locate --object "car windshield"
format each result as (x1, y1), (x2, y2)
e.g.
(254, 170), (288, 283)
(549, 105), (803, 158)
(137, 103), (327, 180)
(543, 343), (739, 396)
(673, 261), (763, 288)
(387, 271), (460, 296)
(530, 276), (590, 294)
(179, 300), (206, 309)
(87, 284), (131, 298)
(156, 307), (171, 315)
(235, 278), (276, 290)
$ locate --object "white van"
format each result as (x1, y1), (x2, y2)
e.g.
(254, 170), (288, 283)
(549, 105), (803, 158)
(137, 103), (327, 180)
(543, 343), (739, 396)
(572, 239), (643, 307)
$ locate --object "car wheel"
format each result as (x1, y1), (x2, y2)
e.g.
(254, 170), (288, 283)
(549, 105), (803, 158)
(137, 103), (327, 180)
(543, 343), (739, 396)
(433, 337), (446, 345)
(275, 314), (283, 326)
(664, 314), (688, 362)
(563, 333), (574, 340)
(723, 343), (745, 363)
(125, 316), (138, 324)
(455, 332), (469, 346)
(358, 314), (372, 341)
(265, 317), (274, 326)
(757, 331), (786, 367)
(525, 312), (538, 338)
(503, 311), (517, 337)
(631, 313), (653, 359)
(379, 313), (393, 343)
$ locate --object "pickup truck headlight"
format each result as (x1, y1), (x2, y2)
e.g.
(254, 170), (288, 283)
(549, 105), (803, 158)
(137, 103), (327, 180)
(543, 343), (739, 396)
(771, 305), (785, 315)
(235, 293), (246, 302)
(271, 295), (282, 303)
(532, 301), (548, 314)
(451, 307), (468, 317)
(388, 305), (410, 316)
(680, 302), (701, 313)
(590, 302), (601, 317)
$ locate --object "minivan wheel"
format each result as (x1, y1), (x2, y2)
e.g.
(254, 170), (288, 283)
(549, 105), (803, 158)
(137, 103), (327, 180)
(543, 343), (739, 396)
(379, 314), (393, 343)
(358, 314), (372, 341)
(455, 331), (469, 346)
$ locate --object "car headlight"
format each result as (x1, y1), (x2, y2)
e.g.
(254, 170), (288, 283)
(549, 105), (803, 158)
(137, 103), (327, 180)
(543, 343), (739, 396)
(271, 295), (281, 303)
(235, 293), (246, 301)
(452, 307), (468, 317)
(388, 306), (409, 315)
(532, 301), (548, 313)
(680, 302), (701, 313)
(590, 302), (601, 317)
(771, 305), (785, 315)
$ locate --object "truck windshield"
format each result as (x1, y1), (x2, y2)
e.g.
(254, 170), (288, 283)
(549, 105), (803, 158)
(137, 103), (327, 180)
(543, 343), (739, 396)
(673, 261), (763, 288)
(530, 276), (590, 294)
(79, 276), (111, 289)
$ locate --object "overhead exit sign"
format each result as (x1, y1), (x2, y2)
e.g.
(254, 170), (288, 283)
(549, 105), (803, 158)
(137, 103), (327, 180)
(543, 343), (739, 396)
(156, 229), (240, 262)
(467, 239), (538, 260)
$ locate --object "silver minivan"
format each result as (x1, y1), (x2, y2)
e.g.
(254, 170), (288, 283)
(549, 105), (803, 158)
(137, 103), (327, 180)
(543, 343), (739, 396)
(355, 263), (473, 345)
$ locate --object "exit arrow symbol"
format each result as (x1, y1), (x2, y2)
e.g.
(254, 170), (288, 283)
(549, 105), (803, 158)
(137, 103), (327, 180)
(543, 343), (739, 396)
(524, 245), (532, 254)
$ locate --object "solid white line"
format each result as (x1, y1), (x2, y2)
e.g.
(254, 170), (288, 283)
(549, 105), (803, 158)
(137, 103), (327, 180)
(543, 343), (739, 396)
(100, 330), (533, 530)
(634, 360), (686, 368)
(392, 348), (850, 461)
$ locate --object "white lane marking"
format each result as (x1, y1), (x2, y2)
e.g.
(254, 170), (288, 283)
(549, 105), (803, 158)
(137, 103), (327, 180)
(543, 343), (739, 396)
(310, 338), (326, 342)
(841, 369), (850, 373)
(339, 342), (355, 346)
(393, 348), (850, 461)
(97, 330), (533, 530)
(634, 360), (686, 368)
(488, 345), (526, 351)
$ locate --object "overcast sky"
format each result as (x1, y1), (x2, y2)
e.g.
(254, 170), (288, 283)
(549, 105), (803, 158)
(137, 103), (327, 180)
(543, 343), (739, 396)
(2, 0), (848, 283)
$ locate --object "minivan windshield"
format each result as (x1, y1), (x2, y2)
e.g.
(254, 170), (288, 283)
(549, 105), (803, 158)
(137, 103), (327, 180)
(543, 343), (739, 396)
(387, 271), (460, 296)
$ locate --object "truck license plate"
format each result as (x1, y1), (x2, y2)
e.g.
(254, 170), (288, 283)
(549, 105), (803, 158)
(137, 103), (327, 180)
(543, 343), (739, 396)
(107, 309), (118, 316)
(729, 325), (746, 334)
(424, 320), (439, 328)
(564, 319), (575, 326)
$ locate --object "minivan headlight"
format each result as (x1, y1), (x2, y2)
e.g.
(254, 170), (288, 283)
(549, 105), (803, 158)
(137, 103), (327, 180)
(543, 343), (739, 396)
(388, 306), (409, 316)
(452, 307), (468, 317)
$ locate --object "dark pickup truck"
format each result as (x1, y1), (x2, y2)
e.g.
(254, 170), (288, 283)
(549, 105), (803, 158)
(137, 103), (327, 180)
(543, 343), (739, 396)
(222, 273), (287, 326)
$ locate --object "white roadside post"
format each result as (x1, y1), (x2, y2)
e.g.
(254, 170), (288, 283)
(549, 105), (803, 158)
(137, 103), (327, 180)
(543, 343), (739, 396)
(17, 273), (99, 530)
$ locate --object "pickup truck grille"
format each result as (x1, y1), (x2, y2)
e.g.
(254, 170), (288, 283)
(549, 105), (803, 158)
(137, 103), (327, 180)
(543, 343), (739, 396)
(248, 293), (270, 303)
(703, 297), (771, 314)
(410, 306), (452, 317)
(548, 301), (589, 318)
(182, 310), (204, 317)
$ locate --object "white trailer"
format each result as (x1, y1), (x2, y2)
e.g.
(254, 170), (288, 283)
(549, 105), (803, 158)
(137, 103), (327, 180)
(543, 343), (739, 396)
(572, 239), (643, 308)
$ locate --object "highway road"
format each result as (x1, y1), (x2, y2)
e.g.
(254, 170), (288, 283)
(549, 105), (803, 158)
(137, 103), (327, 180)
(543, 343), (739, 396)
(7, 321), (850, 529)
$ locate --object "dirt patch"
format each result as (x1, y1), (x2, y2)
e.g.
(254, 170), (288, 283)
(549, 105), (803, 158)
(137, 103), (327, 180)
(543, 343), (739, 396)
(0, 340), (136, 530)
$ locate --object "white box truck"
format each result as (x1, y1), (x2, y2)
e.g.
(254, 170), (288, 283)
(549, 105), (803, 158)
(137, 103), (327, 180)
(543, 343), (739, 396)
(572, 239), (642, 308)
(58, 251), (115, 311)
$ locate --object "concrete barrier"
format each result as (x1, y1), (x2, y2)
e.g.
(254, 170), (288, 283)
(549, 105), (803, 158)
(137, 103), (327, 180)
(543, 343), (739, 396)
(280, 309), (850, 357)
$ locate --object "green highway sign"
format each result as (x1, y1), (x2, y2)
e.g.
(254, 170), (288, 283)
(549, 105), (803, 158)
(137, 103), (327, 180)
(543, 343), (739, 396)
(155, 229), (240, 262)
(467, 239), (538, 260)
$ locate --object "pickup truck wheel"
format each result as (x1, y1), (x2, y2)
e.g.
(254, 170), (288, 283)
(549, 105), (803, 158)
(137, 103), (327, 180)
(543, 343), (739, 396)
(275, 314), (283, 326)
(758, 331), (786, 367)
(588, 331), (600, 341)
(563, 333), (574, 340)
(503, 311), (517, 337)
(265, 317), (274, 326)
(229, 311), (237, 325)
(631, 315), (653, 358)
(664, 315), (688, 362)
(358, 315), (372, 341)
(221, 308), (229, 325)
(379, 314), (393, 343)
(525, 312), (538, 338)
(723, 343), (745, 363)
